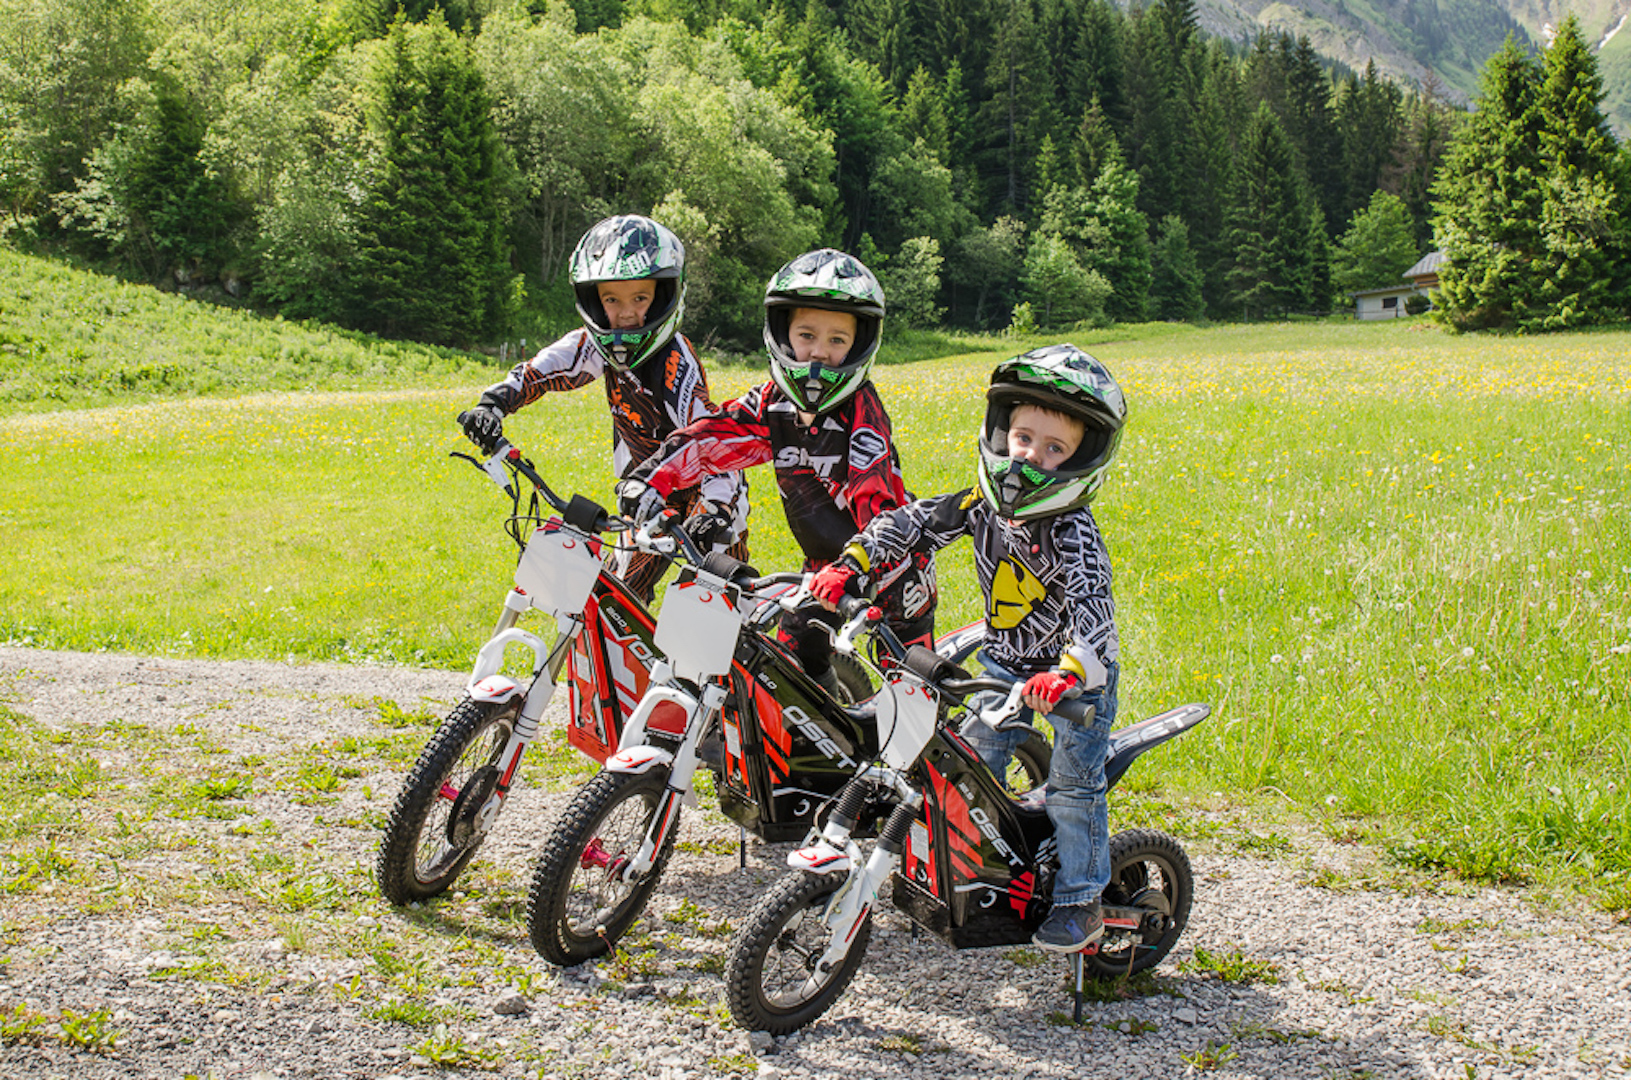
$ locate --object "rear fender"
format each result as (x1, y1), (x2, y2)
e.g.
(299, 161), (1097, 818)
(1105, 703), (1210, 789)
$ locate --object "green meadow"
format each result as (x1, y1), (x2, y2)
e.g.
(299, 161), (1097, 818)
(2, 252), (1628, 904)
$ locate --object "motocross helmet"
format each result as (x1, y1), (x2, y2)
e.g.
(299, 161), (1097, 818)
(763, 248), (885, 414)
(977, 344), (1126, 521)
(569, 214), (686, 371)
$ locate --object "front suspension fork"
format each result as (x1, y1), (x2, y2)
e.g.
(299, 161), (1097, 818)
(461, 594), (582, 835)
(622, 680), (726, 881)
(810, 792), (921, 975)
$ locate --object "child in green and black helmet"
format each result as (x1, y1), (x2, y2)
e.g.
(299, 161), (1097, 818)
(811, 343), (1127, 953)
(620, 249), (938, 699)
(458, 214), (748, 603)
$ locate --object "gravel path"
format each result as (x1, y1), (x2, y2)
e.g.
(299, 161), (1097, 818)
(0, 646), (1627, 1080)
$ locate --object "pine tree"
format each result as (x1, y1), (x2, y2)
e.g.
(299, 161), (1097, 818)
(1529, 15), (1630, 328)
(1224, 103), (1317, 319)
(1149, 214), (1204, 320)
(1430, 35), (1546, 331)
(350, 14), (515, 345)
(1385, 74), (1458, 250)
(1334, 61), (1404, 229)
(980, 0), (1053, 212)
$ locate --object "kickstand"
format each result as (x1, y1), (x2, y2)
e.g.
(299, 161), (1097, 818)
(1072, 951), (1085, 1024)
(738, 826), (747, 870)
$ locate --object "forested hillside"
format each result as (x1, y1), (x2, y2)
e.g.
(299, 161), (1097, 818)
(0, 0), (1625, 346)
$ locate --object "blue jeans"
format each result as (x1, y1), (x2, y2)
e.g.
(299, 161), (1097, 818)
(957, 651), (1118, 908)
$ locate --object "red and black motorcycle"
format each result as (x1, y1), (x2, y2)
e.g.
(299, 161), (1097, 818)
(725, 601), (1209, 1033)
(523, 524), (1050, 965)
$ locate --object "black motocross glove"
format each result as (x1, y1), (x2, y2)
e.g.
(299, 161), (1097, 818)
(682, 503), (734, 551)
(615, 479), (666, 525)
(459, 404), (506, 455)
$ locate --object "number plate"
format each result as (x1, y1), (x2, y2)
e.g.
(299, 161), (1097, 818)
(654, 579), (744, 681)
(514, 525), (602, 619)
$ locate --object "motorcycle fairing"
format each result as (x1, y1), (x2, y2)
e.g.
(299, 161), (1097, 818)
(894, 730), (1054, 949)
(565, 579), (656, 763)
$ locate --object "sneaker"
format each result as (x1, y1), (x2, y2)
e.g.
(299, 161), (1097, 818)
(1032, 902), (1104, 953)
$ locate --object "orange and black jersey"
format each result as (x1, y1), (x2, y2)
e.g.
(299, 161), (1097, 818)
(848, 488), (1117, 676)
(631, 381), (907, 567)
(478, 329), (745, 513)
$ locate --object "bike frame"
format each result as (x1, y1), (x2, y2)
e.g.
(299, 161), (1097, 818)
(792, 662), (1210, 972)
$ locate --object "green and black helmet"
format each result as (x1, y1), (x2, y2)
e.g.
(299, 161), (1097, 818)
(569, 215), (686, 370)
(763, 249), (885, 414)
(977, 344), (1127, 520)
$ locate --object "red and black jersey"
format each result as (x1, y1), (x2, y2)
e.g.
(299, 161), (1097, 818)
(631, 381), (907, 566)
(478, 330), (746, 513)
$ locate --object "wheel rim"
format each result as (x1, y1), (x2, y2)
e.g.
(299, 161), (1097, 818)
(759, 889), (844, 1012)
(413, 719), (511, 883)
(560, 786), (661, 940)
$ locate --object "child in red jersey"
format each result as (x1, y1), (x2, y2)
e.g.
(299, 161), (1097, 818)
(620, 249), (936, 697)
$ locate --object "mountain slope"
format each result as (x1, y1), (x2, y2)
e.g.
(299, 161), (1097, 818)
(1194, 0), (1631, 131)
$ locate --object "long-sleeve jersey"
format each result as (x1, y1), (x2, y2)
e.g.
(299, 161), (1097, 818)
(478, 329), (746, 514)
(630, 381), (907, 566)
(848, 488), (1117, 676)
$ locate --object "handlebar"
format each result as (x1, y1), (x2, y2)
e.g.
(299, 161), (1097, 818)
(452, 434), (626, 542)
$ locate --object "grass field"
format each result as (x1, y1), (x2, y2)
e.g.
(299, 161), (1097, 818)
(2, 253), (1628, 905)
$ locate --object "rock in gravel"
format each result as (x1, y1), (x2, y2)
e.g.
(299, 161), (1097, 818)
(492, 991), (529, 1016)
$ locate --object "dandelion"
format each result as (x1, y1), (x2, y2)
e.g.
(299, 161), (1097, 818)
(1461, 646), (1475, 658)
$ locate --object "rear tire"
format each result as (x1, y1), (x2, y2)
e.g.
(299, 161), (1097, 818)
(1085, 828), (1193, 979)
(725, 872), (871, 1035)
(376, 697), (519, 905)
(1011, 730), (1052, 793)
(526, 768), (676, 965)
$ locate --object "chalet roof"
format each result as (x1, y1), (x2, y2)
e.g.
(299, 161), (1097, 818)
(1404, 250), (1445, 279)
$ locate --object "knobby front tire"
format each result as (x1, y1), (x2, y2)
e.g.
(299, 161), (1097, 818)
(726, 871), (872, 1035)
(376, 696), (520, 905)
(526, 768), (675, 966)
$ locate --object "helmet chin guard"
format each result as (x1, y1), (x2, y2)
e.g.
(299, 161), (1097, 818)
(763, 249), (885, 414)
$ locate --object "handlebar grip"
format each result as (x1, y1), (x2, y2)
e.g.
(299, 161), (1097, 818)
(836, 594), (874, 621)
(563, 493), (609, 534)
(1048, 696), (1096, 726)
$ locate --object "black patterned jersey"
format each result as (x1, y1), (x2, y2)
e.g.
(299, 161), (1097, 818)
(849, 488), (1117, 675)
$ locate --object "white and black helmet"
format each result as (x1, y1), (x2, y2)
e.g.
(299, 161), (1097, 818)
(763, 249), (885, 414)
(569, 214), (685, 370)
(977, 344), (1127, 520)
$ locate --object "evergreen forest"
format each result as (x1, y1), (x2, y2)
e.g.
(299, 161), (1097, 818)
(3, 0), (1628, 347)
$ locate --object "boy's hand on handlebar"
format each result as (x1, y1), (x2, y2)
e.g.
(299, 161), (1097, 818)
(459, 405), (506, 455)
(682, 502), (733, 551)
(809, 557), (861, 612)
(1020, 669), (1078, 712)
(615, 479), (665, 524)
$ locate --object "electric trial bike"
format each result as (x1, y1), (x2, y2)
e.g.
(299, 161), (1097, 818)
(724, 599), (1210, 1034)
(377, 436), (925, 907)
(523, 524), (1053, 966)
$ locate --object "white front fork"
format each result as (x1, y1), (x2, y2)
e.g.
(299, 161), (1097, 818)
(459, 593), (580, 836)
(811, 845), (899, 974)
(608, 669), (724, 879)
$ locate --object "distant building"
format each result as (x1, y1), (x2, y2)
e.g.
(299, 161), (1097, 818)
(1350, 250), (1444, 319)
(1403, 250), (1445, 290)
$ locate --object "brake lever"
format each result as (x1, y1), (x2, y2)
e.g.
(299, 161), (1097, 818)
(976, 683), (1029, 730)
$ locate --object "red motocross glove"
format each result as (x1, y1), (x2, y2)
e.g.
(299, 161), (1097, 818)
(809, 559), (860, 609)
(1020, 669), (1078, 711)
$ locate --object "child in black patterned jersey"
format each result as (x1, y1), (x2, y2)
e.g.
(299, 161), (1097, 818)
(810, 344), (1127, 954)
